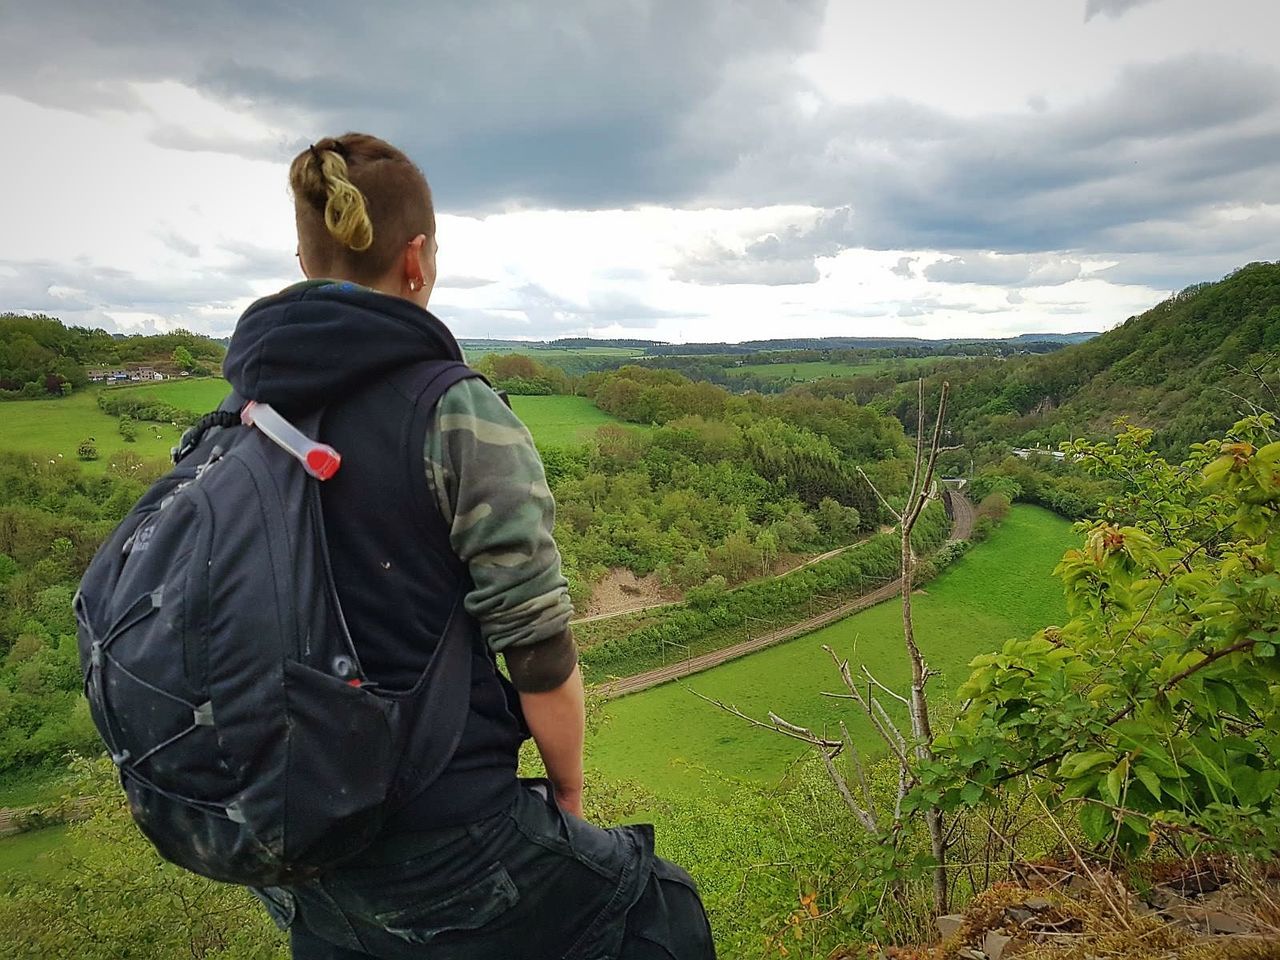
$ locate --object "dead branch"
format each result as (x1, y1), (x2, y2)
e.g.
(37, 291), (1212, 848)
(855, 465), (902, 523)
(821, 746), (881, 835)
(691, 690), (842, 751)
(860, 664), (911, 705)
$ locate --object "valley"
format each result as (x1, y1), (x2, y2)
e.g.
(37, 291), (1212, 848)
(1, 264), (1278, 957)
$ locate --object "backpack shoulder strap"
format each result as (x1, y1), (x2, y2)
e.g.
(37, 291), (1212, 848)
(386, 360), (487, 547)
(380, 360), (488, 810)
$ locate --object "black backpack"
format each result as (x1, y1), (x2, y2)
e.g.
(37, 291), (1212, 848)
(74, 361), (477, 885)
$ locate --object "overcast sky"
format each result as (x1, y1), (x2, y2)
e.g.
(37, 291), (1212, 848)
(1, 0), (1277, 343)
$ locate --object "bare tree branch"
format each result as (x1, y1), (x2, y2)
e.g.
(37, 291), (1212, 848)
(820, 745), (880, 835)
(691, 690), (842, 750)
(855, 465), (902, 523)
(860, 664), (911, 705)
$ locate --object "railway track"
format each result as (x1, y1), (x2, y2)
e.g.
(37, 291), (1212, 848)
(593, 491), (974, 700)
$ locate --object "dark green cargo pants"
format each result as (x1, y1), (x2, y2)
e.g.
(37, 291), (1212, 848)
(254, 781), (715, 959)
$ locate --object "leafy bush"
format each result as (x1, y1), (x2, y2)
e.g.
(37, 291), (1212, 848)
(97, 390), (196, 426)
(923, 416), (1280, 859)
(931, 539), (970, 569)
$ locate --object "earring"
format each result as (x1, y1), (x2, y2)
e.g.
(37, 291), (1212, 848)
(408, 280), (419, 291)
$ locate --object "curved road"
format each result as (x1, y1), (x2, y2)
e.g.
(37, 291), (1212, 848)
(593, 490), (973, 700)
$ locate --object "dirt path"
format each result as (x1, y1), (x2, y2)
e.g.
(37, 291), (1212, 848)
(592, 491), (973, 699)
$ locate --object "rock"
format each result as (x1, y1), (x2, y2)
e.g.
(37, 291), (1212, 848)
(1162, 903), (1223, 932)
(1144, 885), (1179, 909)
(1203, 910), (1256, 935)
(1166, 868), (1224, 897)
(957, 949), (986, 960)
(937, 914), (965, 940)
(983, 930), (1015, 960)
(1024, 897), (1052, 911)
(1004, 907), (1036, 925)
(1164, 902), (1257, 932)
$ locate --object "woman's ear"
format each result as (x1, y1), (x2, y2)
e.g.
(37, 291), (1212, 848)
(403, 234), (436, 304)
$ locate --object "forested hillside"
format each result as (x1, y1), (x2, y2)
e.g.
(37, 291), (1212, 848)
(867, 262), (1280, 452)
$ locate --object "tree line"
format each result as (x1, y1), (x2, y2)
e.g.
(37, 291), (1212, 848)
(0, 314), (225, 400)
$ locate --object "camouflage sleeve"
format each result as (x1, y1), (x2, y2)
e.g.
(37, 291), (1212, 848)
(424, 377), (574, 652)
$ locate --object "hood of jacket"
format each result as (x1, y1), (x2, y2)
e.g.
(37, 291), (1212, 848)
(223, 281), (464, 414)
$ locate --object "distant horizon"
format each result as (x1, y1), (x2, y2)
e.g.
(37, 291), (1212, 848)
(452, 330), (1102, 346)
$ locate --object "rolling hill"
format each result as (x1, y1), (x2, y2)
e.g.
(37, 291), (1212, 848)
(872, 261), (1280, 452)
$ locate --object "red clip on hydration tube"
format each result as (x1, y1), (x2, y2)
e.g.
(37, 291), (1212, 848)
(241, 402), (342, 480)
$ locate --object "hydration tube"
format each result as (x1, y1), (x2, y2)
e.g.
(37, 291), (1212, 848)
(240, 401), (342, 480)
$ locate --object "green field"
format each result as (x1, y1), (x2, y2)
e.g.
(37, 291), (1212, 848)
(0, 825), (71, 879)
(463, 345), (646, 362)
(508, 395), (637, 447)
(120, 380), (631, 448)
(116, 377), (229, 413)
(734, 357), (941, 380)
(0, 381), (632, 467)
(587, 505), (1075, 795)
(0, 390), (182, 471)
(0, 769), (73, 810)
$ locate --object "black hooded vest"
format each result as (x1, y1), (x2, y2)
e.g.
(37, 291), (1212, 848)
(223, 282), (525, 827)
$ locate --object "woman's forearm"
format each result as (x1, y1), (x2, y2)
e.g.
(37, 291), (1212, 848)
(517, 662), (586, 816)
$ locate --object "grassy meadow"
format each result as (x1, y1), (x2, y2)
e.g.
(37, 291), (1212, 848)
(462, 344), (646, 362)
(586, 505), (1075, 796)
(117, 379), (634, 447)
(117, 377), (229, 412)
(0, 825), (70, 880)
(0, 379), (634, 468)
(734, 356), (941, 381)
(0, 390), (184, 471)
(509, 395), (638, 447)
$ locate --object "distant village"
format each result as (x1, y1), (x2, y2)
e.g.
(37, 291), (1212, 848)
(85, 366), (190, 383)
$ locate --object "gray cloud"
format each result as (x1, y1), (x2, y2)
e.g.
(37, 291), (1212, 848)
(891, 256), (917, 278)
(435, 275), (500, 290)
(924, 253), (1083, 287)
(0, 1), (824, 210)
(671, 239), (822, 286)
(672, 207), (855, 286)
(1094, 252), (1279, 291)
(1084, 0), (1163, 22)
(0, 243), (295, 334)
(709, 54), (1280, 258)
(159, 230), (201, 259)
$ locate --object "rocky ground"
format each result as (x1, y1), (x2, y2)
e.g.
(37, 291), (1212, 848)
(852, 859), (1280, 960)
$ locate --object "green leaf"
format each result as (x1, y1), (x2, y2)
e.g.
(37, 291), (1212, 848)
(1133, 764), (1162, 800)
(1059, 751), (1114, 779)
(1060, 774), (1099, 800)
(960, 782), (983, 806)
(1233, 766), (1261, 805)
(1079, 802), (1112, 844)
(1104, 758), (1129, 805)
